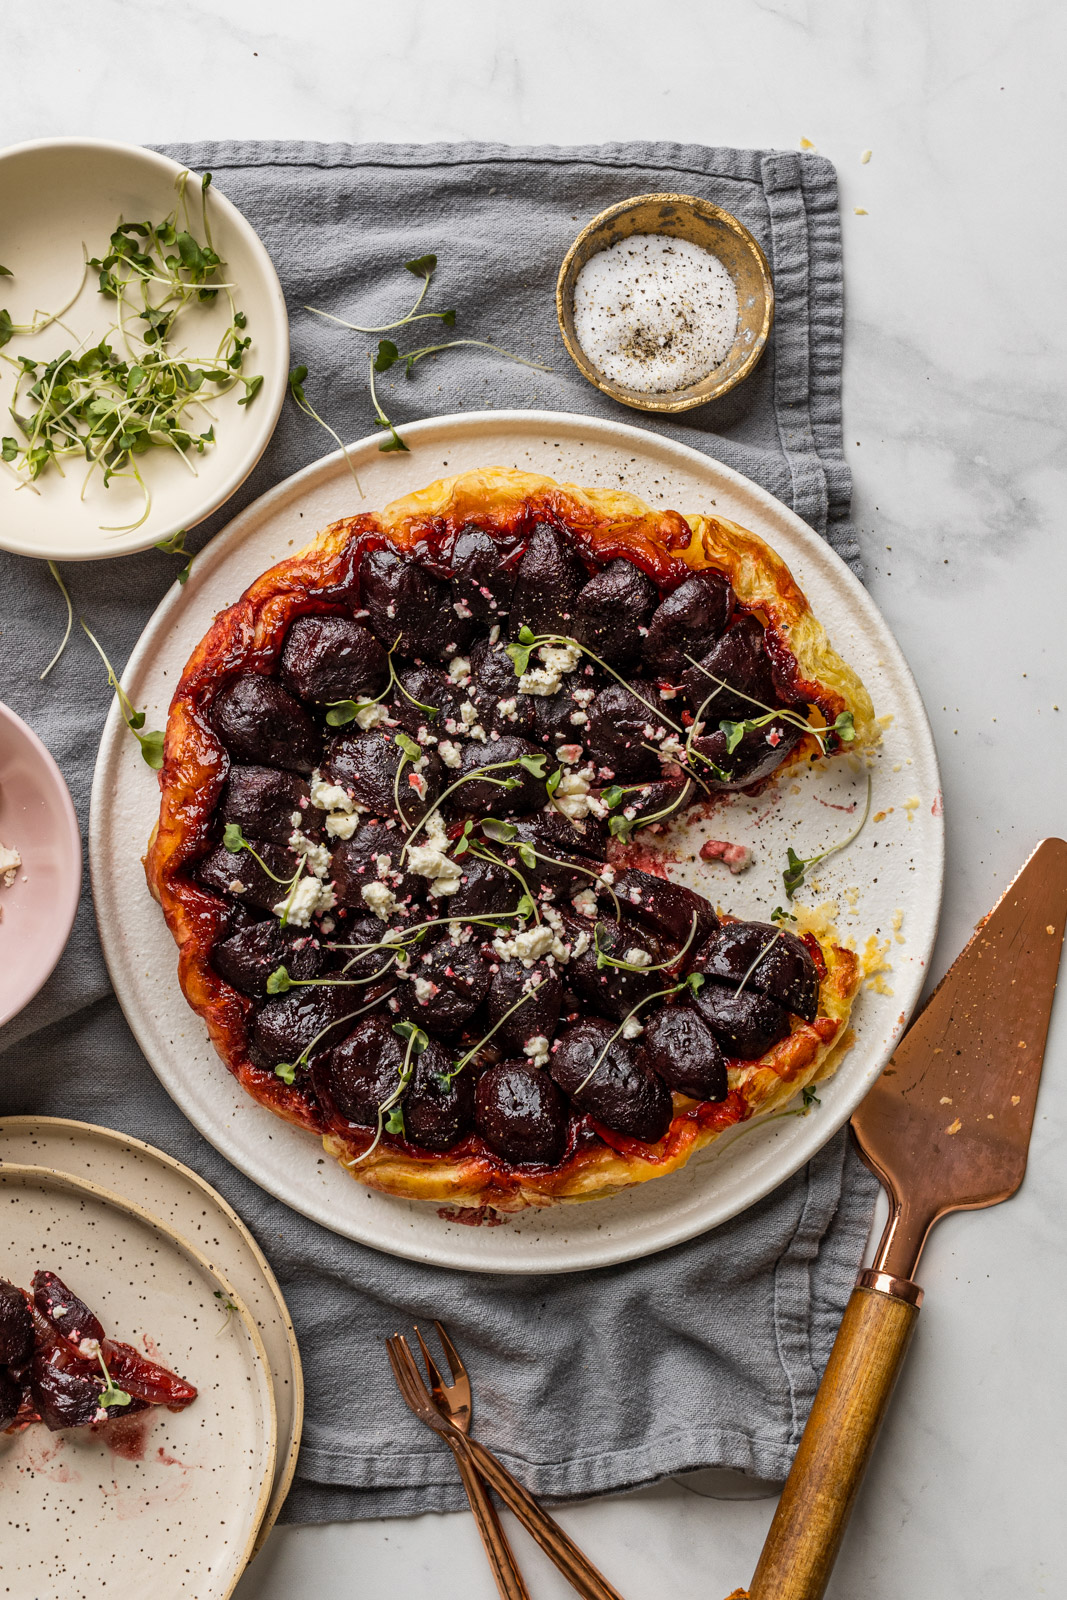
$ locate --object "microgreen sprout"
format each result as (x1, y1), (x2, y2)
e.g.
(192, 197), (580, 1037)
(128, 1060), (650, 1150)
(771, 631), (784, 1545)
(453, 834), (542, 924)
(575, 973), (705, 1094)
(506, 627), (686, 738)
(266, 960), (395, 994)
(368, 347), (410, 453)
(213, 1288), (239, 1334)
(802, 1084), (821, 1107)
(436, 979), (547, 1087)
(594, 912), (699, 976)
(95, 1351), (132, 1411)
(81, 621), (164, 768)
(325, 635), (436, 727)
(40, 561), (73, 680)
(479, 818), (622, 920)
(607, 781), (693, 844)
(1, 175), (260, 531)
(374, 335), (550, 380)
(398, 752), (548, 861)
(782, 772), (873, 899)
(682, 656), (856, 757)
(347, 1020), (429, 1164)
(222, 820), (313, 928)
(770, 905), (798, 925)
(273, 989), (398, 1084)
(304, 254), (456, 335)
(288, 364), (364, 492)
(155, 527), (194, 584)
(733, 933), (782, 998)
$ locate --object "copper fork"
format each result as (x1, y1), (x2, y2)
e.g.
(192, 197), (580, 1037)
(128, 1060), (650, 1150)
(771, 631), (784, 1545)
(387, 1323), (626, 1600)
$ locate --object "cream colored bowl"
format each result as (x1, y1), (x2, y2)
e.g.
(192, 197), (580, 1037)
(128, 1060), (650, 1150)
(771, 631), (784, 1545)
(556, 192), (773, 413)
(0, 139), (288, 561)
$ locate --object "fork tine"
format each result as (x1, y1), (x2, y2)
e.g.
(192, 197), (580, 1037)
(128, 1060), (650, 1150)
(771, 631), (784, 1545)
(387, 1335), (440, 1422)
(413, 1323), (447, 1395)
(433, 1320), (467, 1384)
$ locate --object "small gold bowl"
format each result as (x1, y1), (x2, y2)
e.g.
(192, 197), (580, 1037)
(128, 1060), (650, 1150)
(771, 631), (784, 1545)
(556, 193), (774, 414)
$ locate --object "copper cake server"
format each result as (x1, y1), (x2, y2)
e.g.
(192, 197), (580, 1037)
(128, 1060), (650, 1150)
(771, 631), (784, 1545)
(737, 836), (1067, 1600)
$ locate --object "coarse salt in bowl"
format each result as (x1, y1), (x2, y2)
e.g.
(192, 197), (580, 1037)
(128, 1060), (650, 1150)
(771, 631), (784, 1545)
(556, 193), (774, 414)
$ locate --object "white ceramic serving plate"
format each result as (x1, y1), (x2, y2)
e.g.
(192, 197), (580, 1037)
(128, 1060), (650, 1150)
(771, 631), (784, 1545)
(89, 410), (943, 1273)
(0, 139), (288, 561)
(0, 1114), (303, 1549)
(0, 700), (82, 1027)
(0, 1163), (277, 1600)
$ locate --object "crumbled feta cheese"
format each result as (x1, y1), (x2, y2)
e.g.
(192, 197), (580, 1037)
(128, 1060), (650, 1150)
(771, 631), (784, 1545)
(228, 878), (246, 895)
(555, 743), (584, 765)
(699, 839), (754, 874)
(325, 812), (360, 840)
(453, 599), (473, 619)
(657, 734), (686, 764)
(407, 811), (463, 896)
(571, 686), (596, 706)
(310, 770), (358, 813)
(488, 624), (500, 645)
(553, 766), (602, 820)
(496, 696), (519, 721)
(492, 923), (568, 966)
(438, 740), (463, 769)
(623, 947), (652, 967)
(277, 876), (334, 928)
(413, 976), (439, 1002)
(518, 640), (582, 696)
(288, 825), (332, 880)
(621, 1017), (645, 1040)
(523, 1035), (550, 1068)
(571, 887), (598, 918)
(460, 701), (478, 727)
(354, 701), (388, 731)
(569, 709), (589, 726)
(571, 929), (591, 959)
(448, 656), (472, 686)
(362, 881), (398, 920)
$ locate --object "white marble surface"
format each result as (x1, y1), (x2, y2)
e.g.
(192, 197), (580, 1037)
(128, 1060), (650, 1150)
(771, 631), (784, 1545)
(4, 2), (1066, 1594)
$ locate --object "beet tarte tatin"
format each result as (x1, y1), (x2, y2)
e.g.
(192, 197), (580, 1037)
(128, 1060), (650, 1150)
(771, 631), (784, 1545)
(146, 468), (873, 1211)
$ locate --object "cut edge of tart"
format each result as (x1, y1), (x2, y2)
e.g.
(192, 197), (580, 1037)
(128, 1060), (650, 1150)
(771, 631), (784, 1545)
(145, 467), (873, 1213)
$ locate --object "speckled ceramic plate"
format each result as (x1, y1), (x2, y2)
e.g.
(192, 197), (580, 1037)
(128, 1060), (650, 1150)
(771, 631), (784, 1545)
(89, 410), (943, 1273)
(0, 1116), (301, 1548)
(0, 1164), (277, 1599)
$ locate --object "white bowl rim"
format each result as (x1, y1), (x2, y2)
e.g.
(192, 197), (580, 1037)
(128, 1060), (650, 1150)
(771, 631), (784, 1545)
(0, 700), (83, 1028)
(0, 137), (290, 562)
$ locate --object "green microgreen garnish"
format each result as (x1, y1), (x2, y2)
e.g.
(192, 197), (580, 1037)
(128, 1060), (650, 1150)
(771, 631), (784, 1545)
(347, 1020), (429, 1164)
(782, 772), (873, 899)
(81, 621), (164, 768)
(770, 905), (798, 925)
(222, 820), (314, 928)
(1, 173), (260, 532)
(155, 526), (194, 584)
(435, 978), (547, 1088)
(802, 1084), (821, 1107)
(95, 1351), (132, 1411)
(506, 627), (685, 736)
(368, 347), (410, 453)
(574, 973), (705, 1095)
(40, 560), (73, 681)
(682, 656), (856, 759)
(733, 933), (782, 998)
(325, 635), (436, 726)
(398, 753), (548, 862)
(373, 334), (549, 381)
(288, 364), (364, 492)
(273, 989), (399, 1085)
(607, 782), (693, 844)
(593, 912), (699, 976)
(304, 254), (456, 336)
(213, 1287), (239, 1334)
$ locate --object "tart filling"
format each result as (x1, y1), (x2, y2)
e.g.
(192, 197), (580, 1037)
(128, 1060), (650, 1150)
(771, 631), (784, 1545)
(146, 469), (872, 1210)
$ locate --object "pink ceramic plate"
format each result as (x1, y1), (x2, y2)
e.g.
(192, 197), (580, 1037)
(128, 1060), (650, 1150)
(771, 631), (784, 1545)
(0, 702), (81, 1027)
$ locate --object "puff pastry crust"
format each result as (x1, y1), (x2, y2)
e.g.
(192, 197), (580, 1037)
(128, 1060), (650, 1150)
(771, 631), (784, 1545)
(145, 467), (869, 1211)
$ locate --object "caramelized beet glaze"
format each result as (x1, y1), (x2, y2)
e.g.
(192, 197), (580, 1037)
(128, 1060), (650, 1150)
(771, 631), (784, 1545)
(148, 483), (856, 1201)
(0, 1272), (196, 1433)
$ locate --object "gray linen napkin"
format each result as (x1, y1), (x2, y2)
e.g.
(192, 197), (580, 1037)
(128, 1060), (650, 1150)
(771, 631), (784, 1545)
(0, 141), (877, 1520)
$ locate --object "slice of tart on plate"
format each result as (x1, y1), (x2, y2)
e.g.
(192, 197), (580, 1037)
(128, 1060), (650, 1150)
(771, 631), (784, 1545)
(146, 467), (874, 1212)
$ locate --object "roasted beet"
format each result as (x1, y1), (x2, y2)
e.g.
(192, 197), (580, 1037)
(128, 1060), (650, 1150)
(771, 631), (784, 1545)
(101, 1339), (197, 1408)
(550, 1018), (673, 1142)
(33, 1273), (105, 1347)
(210, 673), (320, 774)
(680, 614), (779, 721)
(395, 936), (491, 1039)
(641, 1005), (727, 1100)
(251, 985), (356, 1067)
(582, 681), (667, 782)
(504, 821), (605, 899)
(613, 869), (719, 951)
(467, 639), (536, 736)
(456, 735), (545, 813)
(330, 821), (423, 913)
(693, 980), (792, 1059)
(320, 1017), (473, 1151)
(212, 919), (329, 997)
(566, 918), (665, 1022)
(508, 523), (585, 637)
(484, 958), (563, 1055)
(324, 729), (443, 821)
(0, 1368), (22, 1429)
(0, 1278), (33, 1365)
(529, 681), (597, 746)
(697, 922), (819, 1022)
(450, 526), (517, 622)
(323, 916), (401, 982)
(359, 546), (466, 658)
(281, 614), (388, 704)
(219, 766), (315, 848)
(197, 840), (299, 915)
(448, 855), (520, 918)
(572, 558), (658, 667)
(475, 1060), (568, 1165)
(30, 1352), (104, 1431)
(643, 570), (734, 676)
(393, 665), (460, 735)
(690, 718), (805, 790)
(524, 807), (609, 862)
(616, 774), (694, 823)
